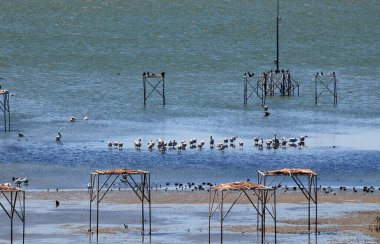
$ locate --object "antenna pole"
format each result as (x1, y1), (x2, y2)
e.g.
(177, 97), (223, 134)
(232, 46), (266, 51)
(276, 0), (280, 72)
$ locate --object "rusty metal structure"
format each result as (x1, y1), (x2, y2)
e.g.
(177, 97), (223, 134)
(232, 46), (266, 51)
(0, 184), (25, 243)
(258, 168), (318, 238)
(314, 72), (337, 105)
(208, 181), (276, 243)
(143, 72), (166, 106)
(88, 168), (151, 241)
(0, 89), (11, 131)
(244, 70), (299, 106)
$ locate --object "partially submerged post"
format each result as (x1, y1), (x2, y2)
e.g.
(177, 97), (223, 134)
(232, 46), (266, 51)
(143, 72), (166, 106)
(88, 168), (151, 241)
(0, 88), (11, 131)
(314, 72), (337, 105)
(208, 181), (276, 243)
(0, 184), (26, 243)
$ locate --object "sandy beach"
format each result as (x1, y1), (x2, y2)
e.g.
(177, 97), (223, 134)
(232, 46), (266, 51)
(1, 188), (376, 243)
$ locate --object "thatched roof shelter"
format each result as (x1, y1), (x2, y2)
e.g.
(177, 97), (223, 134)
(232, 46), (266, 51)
(260, 168), (316, 176)
(211, 181), (265, 191)
(0, 184), (22, 192)
(95, 168), (148, 175)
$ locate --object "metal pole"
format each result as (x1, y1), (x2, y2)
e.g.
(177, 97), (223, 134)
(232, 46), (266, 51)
(315, 74), (318, 105)
(89, 174), (92, 233)
(162, 76), (165, 106)
(96, 174), (99, 241)
(244, 75), (247, 105)
(274, 189), (277, 244)
(22, 191), (25, 244)
(148, 173), (151, 234)
(141, 174), (145, 234)
(276, 0), (280, 72)
(143, 76), (146, 106)
(220, 190), (223, 244)
(7, 94), (10, 131)
(208, 189), (211, 243)
(308, 175), (311, 233)
(315, 175), (318, 238)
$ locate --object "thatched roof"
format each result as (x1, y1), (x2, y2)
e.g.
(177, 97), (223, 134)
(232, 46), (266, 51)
(211, 181), (265, 191)
(260, 168), (316, 176)
(0, 184), (22, 192)
(95, 168), (148, 175)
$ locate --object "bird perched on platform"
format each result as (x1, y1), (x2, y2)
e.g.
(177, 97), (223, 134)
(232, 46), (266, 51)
(12, 177), (28, 186)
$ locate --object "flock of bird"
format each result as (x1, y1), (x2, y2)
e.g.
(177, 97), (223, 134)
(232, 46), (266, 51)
(106, 135), (308, 151)
(3, 177), (29, 187)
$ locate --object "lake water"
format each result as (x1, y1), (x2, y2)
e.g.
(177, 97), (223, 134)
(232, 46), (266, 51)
(0, 0), (379, 190)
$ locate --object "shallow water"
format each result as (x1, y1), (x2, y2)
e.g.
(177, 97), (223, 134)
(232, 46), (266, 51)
(0, 1), (379, 190)
(1, 200), (378, 244)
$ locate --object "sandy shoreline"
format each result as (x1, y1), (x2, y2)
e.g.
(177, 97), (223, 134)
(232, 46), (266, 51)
(26, 188), (380, 204)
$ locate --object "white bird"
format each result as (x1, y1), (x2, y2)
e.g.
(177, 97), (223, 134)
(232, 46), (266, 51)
(254, 137), (259, 146)
(265, 139), (272, 147)
(56, 132), (62, 142)
(281, 137), (288, 146)
(178, 141), (187, 150)
(300, 135), (308, 144)
(258, 138), (264, 149)
(83, 115), (89, 120)
(134, 139), (142, 149)
(12, 177), (28, 187)
(147, 140), (155, 149)
(216, 142), (225, 150)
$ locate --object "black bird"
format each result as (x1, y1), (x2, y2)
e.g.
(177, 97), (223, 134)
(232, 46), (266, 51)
(56, 200), (60, 208)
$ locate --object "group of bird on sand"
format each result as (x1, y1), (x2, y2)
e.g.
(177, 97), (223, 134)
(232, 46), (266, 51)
(106, 135), (307, 151)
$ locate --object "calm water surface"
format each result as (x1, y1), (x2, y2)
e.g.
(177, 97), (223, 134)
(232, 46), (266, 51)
(0, 0), (379, 189)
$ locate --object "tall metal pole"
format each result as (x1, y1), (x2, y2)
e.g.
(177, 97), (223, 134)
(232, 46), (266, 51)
(276, 0), (280, 72)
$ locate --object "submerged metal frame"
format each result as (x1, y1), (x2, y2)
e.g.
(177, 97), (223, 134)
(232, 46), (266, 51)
(88, 169), (151, 241)
(314, 72), (337, 105)
(143, 72), (166, 106)
(244, 71), (299, 106)
(208, 182), (276, 244)
(0, 89), (11, 131)
(0, 185), (25, 243)
(258, 169), (318, 238)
